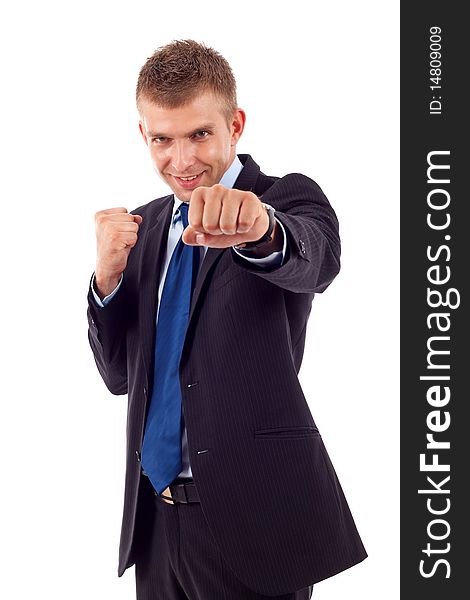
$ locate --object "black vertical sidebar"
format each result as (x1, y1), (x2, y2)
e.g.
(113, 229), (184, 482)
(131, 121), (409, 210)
(401, 3), (468, 599)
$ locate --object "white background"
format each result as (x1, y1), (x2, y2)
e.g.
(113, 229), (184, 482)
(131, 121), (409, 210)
(0, 1), (399, 598)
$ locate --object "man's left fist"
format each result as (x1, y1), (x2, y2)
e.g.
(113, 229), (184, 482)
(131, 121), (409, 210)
(181, 185), (270, 248)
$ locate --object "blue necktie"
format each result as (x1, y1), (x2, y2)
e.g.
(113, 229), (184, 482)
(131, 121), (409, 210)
(141, 202), (200, 494)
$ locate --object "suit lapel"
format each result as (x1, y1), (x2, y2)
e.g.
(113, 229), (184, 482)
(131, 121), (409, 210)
(138, 196), (173, 384)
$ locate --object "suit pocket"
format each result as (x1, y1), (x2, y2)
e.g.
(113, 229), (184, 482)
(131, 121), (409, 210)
(254, 425), (320, 440)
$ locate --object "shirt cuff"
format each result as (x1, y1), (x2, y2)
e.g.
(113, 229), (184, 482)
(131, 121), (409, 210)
(91, 272), (123, 307)
(231, 216), (287, 267)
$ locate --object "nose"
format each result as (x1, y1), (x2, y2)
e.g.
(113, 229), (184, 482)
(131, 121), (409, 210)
(170, 140), (195, 174)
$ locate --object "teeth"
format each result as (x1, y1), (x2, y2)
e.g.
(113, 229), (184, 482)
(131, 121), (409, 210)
(180, 174), (198, 181)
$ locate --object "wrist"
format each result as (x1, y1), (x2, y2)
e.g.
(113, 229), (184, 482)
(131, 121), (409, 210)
(233, 203), (276, 251)
(95, 271), (121, 299)
(233, 219), (282, 257)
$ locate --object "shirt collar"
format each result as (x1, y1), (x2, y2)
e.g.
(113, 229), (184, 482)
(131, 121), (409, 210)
(172, 155), (244, 222)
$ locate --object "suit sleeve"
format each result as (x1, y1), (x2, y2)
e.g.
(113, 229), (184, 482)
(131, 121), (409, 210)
(86, 271), (129, 395)
(91, 272), (123, 307)
(230, 173), (341, 294)
(231, 216), (286, 268)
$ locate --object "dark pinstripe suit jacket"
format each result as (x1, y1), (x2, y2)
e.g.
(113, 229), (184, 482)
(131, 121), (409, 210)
(86, 154), (367, 595)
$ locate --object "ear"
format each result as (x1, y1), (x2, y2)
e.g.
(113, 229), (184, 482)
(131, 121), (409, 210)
(139, 121), (148, 145)
(230, 108), (246, 146)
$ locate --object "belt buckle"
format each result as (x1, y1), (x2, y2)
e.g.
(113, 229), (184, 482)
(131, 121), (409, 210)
(177, 482), (189, 504)
(159, 482), (189, 504)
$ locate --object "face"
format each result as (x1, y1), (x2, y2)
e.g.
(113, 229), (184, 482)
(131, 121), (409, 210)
(139, 92), (246, 202)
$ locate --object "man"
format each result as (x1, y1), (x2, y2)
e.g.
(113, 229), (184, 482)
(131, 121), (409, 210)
(87, 39), (367, 599)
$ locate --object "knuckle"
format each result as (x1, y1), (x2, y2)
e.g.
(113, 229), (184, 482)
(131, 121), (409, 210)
(191, 186), (204, 198)
(220, 218), (236, 231)
(203, 221), (219, 233)
(237, 218), (251, 229)
(190, 217), (203, 229)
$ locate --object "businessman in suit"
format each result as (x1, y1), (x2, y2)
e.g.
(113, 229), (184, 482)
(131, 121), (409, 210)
(87, 40), (367, 599)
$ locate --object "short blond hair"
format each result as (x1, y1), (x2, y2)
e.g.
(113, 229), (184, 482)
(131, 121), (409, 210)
(136, 39), (238, 123)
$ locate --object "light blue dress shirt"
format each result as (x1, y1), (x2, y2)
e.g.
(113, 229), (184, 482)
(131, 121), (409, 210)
(91, 156), (287, 477)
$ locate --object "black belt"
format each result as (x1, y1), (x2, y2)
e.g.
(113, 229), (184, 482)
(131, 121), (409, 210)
(154, 478), (200, 504)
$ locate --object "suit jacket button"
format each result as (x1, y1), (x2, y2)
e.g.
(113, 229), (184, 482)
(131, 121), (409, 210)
(135, 450), (141, 462)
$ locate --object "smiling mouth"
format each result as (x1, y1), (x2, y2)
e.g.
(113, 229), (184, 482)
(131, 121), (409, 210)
(177, 174), (200, 181)
(172, 171), (205, 188)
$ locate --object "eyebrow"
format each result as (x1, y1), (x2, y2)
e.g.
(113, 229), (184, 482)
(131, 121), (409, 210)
(146, 124), (217, 138)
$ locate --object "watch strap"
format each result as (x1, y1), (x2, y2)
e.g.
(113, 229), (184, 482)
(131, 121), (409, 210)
(234, 203), (276, 250)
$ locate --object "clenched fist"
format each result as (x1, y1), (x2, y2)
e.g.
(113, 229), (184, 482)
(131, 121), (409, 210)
(94, 207), (143, 298)
(181, 185), (271, 248)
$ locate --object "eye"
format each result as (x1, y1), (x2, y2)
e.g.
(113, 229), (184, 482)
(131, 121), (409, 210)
(192, 130), (209, 139)
(151, 136), (168, 144)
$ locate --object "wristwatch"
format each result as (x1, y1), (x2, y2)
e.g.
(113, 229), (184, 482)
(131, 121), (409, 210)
(233, 203), (276, 250)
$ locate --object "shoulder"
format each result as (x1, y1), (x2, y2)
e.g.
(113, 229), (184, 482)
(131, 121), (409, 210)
(256, 168), (329, 207)
(129, 194), (174, 219)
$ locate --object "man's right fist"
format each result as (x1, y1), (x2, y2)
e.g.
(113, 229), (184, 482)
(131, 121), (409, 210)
(94, 207), (143, 298)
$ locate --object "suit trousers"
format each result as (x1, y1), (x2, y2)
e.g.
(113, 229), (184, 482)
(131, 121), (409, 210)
(135, 478), (314, 600)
